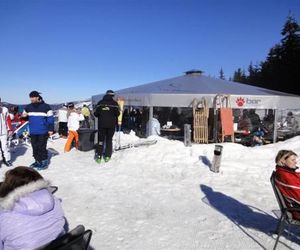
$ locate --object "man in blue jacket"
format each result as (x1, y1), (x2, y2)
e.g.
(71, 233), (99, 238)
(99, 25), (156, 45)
(23, 91), (54, 169)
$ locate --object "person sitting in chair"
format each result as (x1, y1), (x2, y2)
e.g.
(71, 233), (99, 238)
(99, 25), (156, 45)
(252, 128), (265, 146)
(146, 114), (161, 137)
(238, 110), (252, 134)
(0, 166), (66, 250)
(275, 150), (300, 219)
(281, 112), (299, 134)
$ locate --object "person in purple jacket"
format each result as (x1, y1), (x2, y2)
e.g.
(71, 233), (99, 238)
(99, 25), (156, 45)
(0, 166), (66, 250)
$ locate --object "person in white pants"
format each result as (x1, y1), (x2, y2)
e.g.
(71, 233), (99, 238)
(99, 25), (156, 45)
(0, 98), (13, 167)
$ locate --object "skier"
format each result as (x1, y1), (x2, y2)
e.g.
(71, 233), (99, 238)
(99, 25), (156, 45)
(23, 91), (54, 170)
(0, 98), (13, 167)
(94, 90), (120, 163)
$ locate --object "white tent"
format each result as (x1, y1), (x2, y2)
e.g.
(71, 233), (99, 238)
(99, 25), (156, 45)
(92, 70), (300, 109)
(92, 70), (300, 141)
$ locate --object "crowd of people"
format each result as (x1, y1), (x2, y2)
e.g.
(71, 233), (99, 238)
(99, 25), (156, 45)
(234, 109), (264, 146)
(121, 108), (143, 134)
(2, 94), (300, 169)
(1, 89), (164, 169)
(236, 109), (299, 146)
(57, 102), (93, 139)
(1, 92), (300, 249)
(0, 90), (122, 171)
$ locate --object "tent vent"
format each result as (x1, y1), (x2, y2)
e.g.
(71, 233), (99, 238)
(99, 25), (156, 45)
(185, 69), (203, 76)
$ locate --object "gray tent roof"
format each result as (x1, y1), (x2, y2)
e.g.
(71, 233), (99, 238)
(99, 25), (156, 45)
(116, 73), (292, 96)
(92, 72), (300, 109)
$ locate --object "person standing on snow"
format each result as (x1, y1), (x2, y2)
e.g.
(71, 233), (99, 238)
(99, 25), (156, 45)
(57, 103), (68, 138)
(23, 91), (54, 170)
(0, 98), (13, 167)
(94, 90), (120, 163)
(64, 103), (84, 152)
(81, 103), (91, 128)
(146, 114), (161, 137)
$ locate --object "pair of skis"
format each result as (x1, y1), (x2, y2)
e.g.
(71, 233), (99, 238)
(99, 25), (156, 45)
(114, 139), (157, 151)
(9, 121), (60, 147)
(115, 97), (157, 151)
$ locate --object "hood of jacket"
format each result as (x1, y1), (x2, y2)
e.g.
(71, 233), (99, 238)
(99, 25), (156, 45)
(0, 179), (54, 216)
(102, 94), (114, 102)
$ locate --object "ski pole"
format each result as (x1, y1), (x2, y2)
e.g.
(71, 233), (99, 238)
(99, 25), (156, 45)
(117, 97), (125, 150)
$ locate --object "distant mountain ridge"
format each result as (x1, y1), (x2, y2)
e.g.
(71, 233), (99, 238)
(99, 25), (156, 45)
(1, 99), (91, 111)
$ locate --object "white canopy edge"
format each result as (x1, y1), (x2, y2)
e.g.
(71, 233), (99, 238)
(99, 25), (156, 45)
(92, 93), (300, 109)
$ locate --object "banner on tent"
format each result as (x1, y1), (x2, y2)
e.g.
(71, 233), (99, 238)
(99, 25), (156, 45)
(230, 95), (280, 109)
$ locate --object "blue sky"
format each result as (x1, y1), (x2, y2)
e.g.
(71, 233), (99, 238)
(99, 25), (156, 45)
(0, 0), (299, 104)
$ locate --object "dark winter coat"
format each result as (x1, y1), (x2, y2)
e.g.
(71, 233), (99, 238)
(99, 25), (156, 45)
(275, 165), (300, 220)
(94, 95), (120, 128)
(248, 112), (261, 132)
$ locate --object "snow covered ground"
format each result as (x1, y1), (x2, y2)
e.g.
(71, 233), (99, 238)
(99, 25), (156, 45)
(1, 133), (300, 250)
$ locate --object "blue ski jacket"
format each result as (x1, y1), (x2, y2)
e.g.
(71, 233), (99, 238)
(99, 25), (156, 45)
(23, 102), (54, 135)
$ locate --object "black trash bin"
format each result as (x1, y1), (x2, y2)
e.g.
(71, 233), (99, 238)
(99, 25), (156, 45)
(78, 128), (97, 151)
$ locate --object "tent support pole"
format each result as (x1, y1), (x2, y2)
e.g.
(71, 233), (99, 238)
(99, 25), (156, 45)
(273, 109), (278, 143)
(149, 106), (153, 136)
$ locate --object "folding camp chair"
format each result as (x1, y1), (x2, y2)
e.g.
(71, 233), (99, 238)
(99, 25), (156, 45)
(38, 225), (92, 250)
(270, 171), (300, 250)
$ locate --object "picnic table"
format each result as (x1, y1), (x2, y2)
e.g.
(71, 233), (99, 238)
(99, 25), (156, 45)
(160, 128), (182, 140)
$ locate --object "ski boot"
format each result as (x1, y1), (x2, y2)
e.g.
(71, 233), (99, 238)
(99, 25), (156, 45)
(30, 161), (41, 168)
(104, 156), (111, 163)
(95, 155), (102, 164)
(3, 160), (12, 167)
(37, 159), (49, 170)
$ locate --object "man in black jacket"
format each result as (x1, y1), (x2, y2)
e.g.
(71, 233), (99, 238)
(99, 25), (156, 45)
(94, 90), (120, 163)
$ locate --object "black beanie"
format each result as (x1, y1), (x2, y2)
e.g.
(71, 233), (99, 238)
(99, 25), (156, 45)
(106, 90), (115, 96)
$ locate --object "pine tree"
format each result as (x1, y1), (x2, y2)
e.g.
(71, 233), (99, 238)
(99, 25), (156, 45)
(233, 68), (242, 82)
(233, 68), (247, 83)
(261, 14), (300, 93)
(219, 68), (225, 80)
(232, 14), (300, 94)
(280, 15), (300, 93)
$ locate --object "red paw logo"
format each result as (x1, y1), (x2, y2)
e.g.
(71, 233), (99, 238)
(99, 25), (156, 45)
(236, 97), (245, 107)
